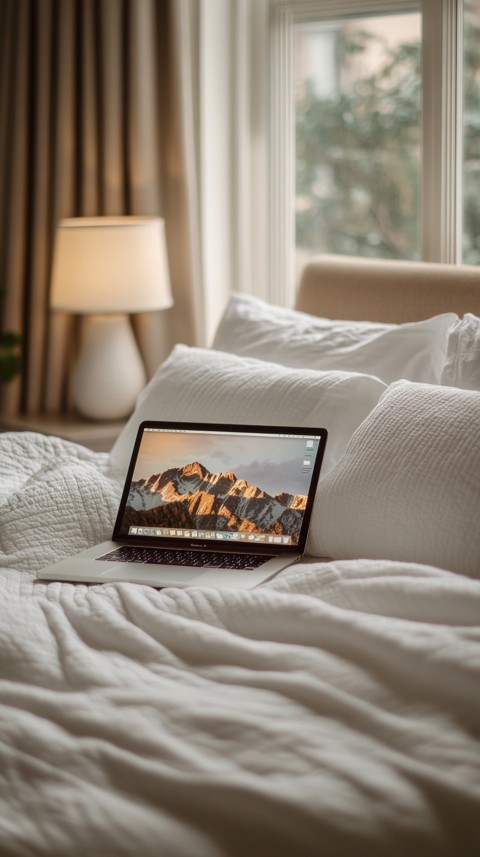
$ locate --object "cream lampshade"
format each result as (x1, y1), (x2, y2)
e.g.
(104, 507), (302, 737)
(50, 216), (173, 420)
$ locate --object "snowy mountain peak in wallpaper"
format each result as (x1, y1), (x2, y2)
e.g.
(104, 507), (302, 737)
(124, 462), (307, 543)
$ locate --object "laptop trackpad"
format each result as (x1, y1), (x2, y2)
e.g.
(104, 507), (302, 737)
(99, 562), (204, 585)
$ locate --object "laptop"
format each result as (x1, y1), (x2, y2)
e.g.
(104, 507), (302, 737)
(38, 421), (327, 590)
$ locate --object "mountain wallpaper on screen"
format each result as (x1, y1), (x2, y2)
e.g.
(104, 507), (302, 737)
(123, 461), (307, 544)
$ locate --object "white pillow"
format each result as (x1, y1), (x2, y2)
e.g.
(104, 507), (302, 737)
(441, 313), (480, 391)
(309, 380), (480, 577)
(212, 293), (457, 385)
(109, 344), (386, 478)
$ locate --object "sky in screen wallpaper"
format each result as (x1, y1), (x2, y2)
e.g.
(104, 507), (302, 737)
(131, 430), (321, 498)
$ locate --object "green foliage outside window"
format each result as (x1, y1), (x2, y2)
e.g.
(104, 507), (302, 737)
(295, 14), (480, 264)
(463, 6), (480, 265)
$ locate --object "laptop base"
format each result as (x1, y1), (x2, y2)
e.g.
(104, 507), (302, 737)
(37, 541), (301, 590)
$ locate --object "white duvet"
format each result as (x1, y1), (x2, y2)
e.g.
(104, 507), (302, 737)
(0, 432), (479, 857)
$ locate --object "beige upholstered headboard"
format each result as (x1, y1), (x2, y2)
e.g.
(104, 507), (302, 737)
(295, 255), (480, 323)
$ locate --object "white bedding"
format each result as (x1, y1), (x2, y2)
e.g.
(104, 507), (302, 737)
(0, 432), (479, 856)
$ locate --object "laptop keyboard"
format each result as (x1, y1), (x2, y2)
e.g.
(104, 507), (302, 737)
(98, 545), (273, 571)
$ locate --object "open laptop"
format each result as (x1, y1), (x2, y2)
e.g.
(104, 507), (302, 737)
(38, 421), (327, 590)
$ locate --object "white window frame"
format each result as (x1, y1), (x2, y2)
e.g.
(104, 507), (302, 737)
(269, 0), (464, 306)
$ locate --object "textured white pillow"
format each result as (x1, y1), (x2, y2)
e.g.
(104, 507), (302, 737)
(109, 344), (386, 477)
(309, 381), (480, 577)
(212, 293), (457, 385)
(441, 313), (480, 391)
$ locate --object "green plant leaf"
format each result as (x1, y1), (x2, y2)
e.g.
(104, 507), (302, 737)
(0, 331), (22, 382)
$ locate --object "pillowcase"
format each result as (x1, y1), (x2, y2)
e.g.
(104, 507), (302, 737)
(441, 313), (480, 391)
(109, 344), (386, 478)
(212, 293), (457, 385)
(309, 380), (480, 577)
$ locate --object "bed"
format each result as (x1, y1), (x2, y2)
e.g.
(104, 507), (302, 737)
(1, 255), (479, 856)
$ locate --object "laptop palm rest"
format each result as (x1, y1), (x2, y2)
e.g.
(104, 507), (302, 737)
(98, 563), (202, 584)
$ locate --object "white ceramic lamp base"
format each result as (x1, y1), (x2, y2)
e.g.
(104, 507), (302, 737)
(72, 314), (147, 420)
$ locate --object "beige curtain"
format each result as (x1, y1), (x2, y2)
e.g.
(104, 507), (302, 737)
(0, 0), (204, 418)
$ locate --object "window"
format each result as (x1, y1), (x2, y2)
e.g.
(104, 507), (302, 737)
(294, 12), (422, 268)
(270, 0), (480, 304)
(463, 0), (480, 264)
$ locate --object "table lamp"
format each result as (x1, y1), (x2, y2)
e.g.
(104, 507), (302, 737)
(50, 216), (173, 420)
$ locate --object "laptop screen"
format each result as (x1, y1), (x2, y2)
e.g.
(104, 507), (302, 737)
(112, 422), (327, 553)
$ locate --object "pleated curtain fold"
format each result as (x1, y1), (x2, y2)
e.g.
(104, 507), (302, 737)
(0, 0), (204, 418)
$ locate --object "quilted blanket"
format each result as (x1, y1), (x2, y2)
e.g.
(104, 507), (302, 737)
(0, 432), (479, 857)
